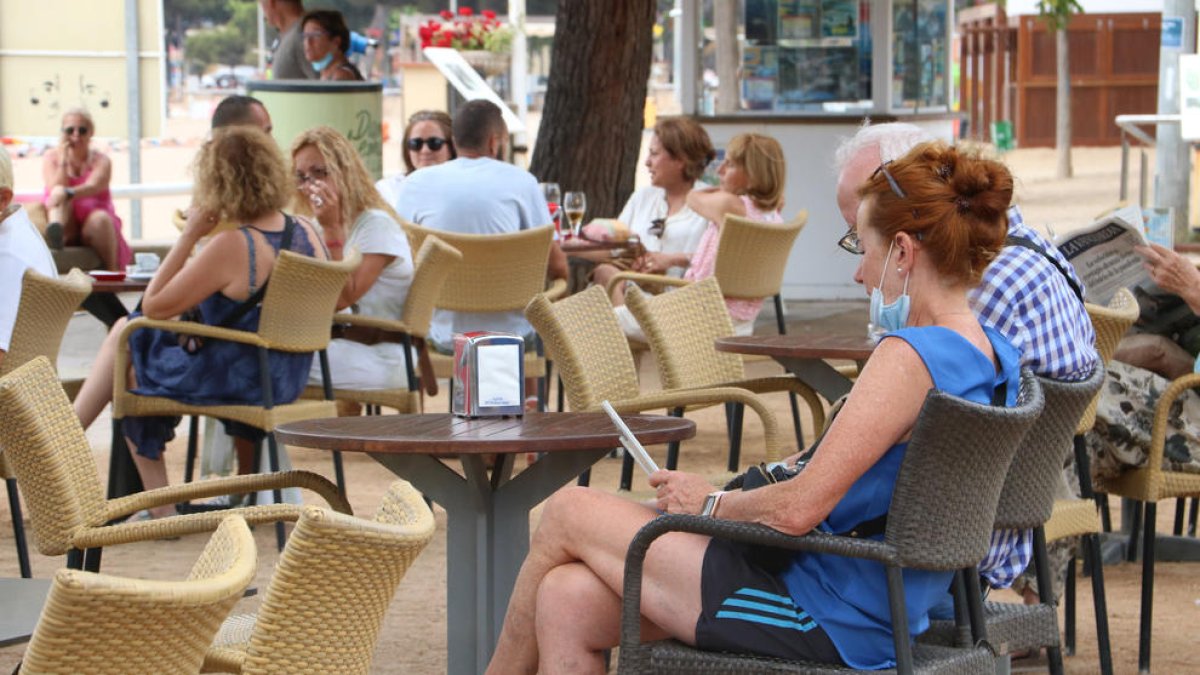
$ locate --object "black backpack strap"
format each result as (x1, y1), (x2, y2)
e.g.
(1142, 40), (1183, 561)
(216, 215), (299, 329)
(1005, 234), (1085, 303)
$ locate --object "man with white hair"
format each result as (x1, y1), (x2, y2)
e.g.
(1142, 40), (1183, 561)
(0, 145), (58, 369)
(833, 122), (1098, 602)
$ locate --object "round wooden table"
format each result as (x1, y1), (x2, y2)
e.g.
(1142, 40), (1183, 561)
(715, 330), (876, 401)
(276, 412), (695, 675)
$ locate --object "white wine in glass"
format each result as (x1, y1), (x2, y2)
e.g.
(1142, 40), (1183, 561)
(564, 191), (586, 236)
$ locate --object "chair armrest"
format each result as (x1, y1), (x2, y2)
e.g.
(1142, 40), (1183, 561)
(715, 375), (827, 433)
(1147, 372), (1200, 474)
(619, 514), (896, 662)
(605, 271), (691, 297)
(104, 470), (352, 520)
(73, 503), (309, 549)
(545, 277), (569, 301)
(333, 313), (413, 335)
(601, 386), (786, 461)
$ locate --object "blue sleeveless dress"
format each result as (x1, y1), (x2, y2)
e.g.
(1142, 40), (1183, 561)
(780, 325), (1021, 670)
(123, 221), (318, 459)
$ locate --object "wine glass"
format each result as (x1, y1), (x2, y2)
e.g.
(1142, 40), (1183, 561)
(540, 182), (562, 233)
(564, 191), (586, 237)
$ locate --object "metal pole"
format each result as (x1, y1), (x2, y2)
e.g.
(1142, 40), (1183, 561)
(1120, 131), (1129, 201)
(510, 0), (528, 153)
(1156, 0), (1196, 241)
(257, 2), (266, 73)
(677, 0), (698, 115)
(125, 0), (142, 240)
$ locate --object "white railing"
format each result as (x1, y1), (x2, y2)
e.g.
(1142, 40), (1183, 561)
(1115, 114), (1180, 207)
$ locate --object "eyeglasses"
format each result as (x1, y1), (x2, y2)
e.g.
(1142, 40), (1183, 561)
(838, 229), (864, 255)
(63, 126), (90, 136)
(648, 218), (666, 238)
(294, 166), (329, 185)
(406, 137), (447, 152)
(301, 31), (329, 41)
(872, 161), (907, 200)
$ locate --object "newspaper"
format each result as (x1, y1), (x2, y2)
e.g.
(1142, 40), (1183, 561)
(1054, 205), (1157, 305)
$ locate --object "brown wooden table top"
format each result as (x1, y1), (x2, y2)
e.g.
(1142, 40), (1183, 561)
(560, 236), (644, 254)
(715, 331), (876, 362)
(276, 412), (696, 455)
(87, 278), (151, 294)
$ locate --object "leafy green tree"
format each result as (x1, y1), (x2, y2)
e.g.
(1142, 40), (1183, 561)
(1037, 0), (1083, 178)
(186, 25), (250, 73)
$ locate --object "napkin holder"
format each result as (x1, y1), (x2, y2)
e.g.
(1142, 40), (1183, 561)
(452, 331), (525, 417)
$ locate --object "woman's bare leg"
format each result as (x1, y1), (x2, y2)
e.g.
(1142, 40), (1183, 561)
(486, 486), (709, 675)
(45, 185), (69, 227)
(235, 437), (256, 475)
(74, 316), (126, 430)
(592, 263), (626, 305)
(128, 437), (174, 517)
(82, 211), (119, 270)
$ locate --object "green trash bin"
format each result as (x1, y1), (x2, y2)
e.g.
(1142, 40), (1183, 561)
(991, 120), (1014, 152)
(247, 80), (384, 179)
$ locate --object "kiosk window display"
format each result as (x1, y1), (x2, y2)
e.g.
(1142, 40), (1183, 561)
(701, 0), (950, 116)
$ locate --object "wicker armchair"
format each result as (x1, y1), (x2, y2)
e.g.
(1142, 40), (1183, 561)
(113, 250), (359, 542)
(625, 277), (825, 475)
(201, 480), (435, 674)
(921, 367), (1104, 674)
(618, 370), (1045, 674)
(0, 357), (351, 573)
(1, 268), (93, 579)
(526, 285), (784, 489)
(298, 235), (463, 415)
(19, 515), (256, 675)
(1089, 287), (1200, 672)
(1045, 287), (1136, 670)
(403, 221), (567, 409)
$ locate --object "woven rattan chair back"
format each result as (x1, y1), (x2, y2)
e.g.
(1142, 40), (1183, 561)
(20, 515), (256, 675)
(888, 368), (1044, 570)
(400, 235), (464, 337)
(1077, 288), (1138, 434)
(257, 250), (362, 353)
(404, 220), (555, 313)
(713, 211), (806, 300)
(624, 277), (744, 390)
(994, 366), (1105, 530)
(1, 268), (92, 378)
(237, 480), (435, 674)
(0, 357), (108, 555)
(525, 285), (641, 411)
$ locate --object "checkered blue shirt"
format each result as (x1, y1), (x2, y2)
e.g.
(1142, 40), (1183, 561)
(969, 206), (1099, 588)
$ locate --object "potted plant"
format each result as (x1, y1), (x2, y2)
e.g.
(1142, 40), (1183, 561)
(419, 7), (512, 76)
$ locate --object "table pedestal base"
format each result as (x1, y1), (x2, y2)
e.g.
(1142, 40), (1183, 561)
(370, 447), (609, 675)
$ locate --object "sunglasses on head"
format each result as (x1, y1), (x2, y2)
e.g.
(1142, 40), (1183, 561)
(872, 161), (907, 200)
(63, 126), (90, 136)
(407, 137), (447, 152)
(648, 218), (666, 238)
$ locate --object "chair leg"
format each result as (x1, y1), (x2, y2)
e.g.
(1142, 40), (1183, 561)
(5, 478), (31, 578)
(556, 374), (565, 412)
(65, 549), (83, 570)
(1084, 532), (1114, 675)
(1064, 555), (1076, 656)
(962, 567), (989, 647)
(727, 403), (745, 472)
(1127, 500), (1143, 562)
(787, 392), (804, 449)
(183, 415), (200, 484)
(1189, 498), (1199, 538)
(576, 469), (590, 487)
(665, 407), (684, 471)
(1138, 501), (1156, 673)
(332, 451), (347, 497)
(773, 293), (786, 334)
(1098, 493), (1113, 532)
(619, 452), (635, 492)
(267, 433), (286, 552)
(1032, 528), (1065, 675)
(1173, 498), (1185, 535)
(83, 547), (102, 573)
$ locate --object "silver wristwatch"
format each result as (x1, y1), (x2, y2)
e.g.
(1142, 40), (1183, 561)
(700, 491), (726, 518)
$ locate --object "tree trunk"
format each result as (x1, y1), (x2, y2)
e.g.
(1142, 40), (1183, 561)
(1055, 26), (1072, 179)
(529, 0), (655, 218)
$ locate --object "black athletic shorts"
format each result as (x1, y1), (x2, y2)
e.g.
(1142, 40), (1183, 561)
(693, 537), (844, 665)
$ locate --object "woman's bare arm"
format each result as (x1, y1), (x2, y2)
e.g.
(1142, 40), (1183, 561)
(141, 211), (241, 319)
(69, 153), (112, 199)
(686, 188), (746, 225)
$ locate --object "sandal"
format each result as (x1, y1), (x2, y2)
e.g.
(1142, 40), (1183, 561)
(44, 222), (63, 250)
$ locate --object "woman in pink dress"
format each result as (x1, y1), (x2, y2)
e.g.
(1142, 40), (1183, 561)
(41, 107), (132, 271)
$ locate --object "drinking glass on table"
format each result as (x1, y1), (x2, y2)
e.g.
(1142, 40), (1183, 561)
(564, 191), (586, 237)
(540, 182), (562, 233)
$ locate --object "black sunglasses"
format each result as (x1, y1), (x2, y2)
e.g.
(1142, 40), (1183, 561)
(407, 137), (447, 152)
(63, 126), (90, 136)
(649, 218), (666, 238)
(872, 161), (907, 199)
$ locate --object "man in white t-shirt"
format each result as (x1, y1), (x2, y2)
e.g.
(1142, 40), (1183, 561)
(395, 99), (567, 351)
(0, 146), (59, 369)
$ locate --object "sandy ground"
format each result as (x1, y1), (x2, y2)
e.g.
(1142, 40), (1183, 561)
(2, 121), (1199, 672)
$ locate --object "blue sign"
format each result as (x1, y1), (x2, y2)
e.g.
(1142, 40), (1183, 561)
(1163, 17), (1183, 49)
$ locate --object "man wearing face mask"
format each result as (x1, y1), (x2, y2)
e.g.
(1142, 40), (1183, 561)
(834, 123), (1098, 609)
(393, 99), (567, 360)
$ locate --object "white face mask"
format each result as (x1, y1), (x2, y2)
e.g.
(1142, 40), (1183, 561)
(868, 239), (911, 340)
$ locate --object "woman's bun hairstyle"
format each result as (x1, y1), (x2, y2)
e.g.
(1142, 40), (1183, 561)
(857, 141), (1012, 285)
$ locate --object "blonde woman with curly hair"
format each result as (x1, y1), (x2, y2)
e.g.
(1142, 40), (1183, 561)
(291, 125), (415, 391)
(73, 126), (327, 515)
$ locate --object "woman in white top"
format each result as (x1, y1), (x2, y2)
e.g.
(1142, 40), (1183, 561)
(375, 110), (456, 209)
(589, 117), (715, 305)
(292, 126), (415, 391)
